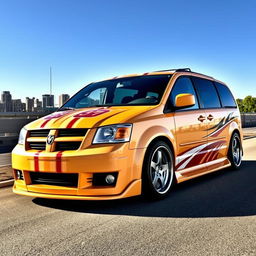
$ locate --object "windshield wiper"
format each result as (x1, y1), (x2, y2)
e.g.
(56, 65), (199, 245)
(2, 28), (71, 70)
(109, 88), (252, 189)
(58, 107), (76, 111)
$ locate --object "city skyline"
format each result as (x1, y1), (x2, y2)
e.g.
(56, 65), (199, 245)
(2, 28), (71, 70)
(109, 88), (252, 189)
(0, 90), (70, 112)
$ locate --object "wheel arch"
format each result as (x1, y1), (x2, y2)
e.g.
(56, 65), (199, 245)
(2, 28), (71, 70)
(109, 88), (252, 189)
(228, 128), (243, 154)
(141, 135), (176, 179)
(145, 135), (175, 156)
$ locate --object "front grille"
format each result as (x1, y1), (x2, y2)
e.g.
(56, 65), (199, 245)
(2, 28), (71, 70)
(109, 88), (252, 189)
(29, 130), (50, 137)
(30, 172), (78, 187)
(58, 129), (87, 137)
(28, 142), (46, 150)
(27, 128), (86, 152)
(55, 142), (81, 151)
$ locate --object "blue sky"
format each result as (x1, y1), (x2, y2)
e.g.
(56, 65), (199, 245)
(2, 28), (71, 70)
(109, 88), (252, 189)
(0, 0), (256, 103)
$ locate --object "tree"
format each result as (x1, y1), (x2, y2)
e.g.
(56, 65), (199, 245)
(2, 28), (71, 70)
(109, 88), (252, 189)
(236, 96), (256, 113)
(236, 98), (244, 113)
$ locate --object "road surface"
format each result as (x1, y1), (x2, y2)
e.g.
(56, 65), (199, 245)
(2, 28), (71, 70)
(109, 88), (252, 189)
(0, 139), (256, 256)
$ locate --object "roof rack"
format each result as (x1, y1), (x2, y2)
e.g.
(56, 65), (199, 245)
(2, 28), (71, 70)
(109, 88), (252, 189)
(153, 68), (214, 79)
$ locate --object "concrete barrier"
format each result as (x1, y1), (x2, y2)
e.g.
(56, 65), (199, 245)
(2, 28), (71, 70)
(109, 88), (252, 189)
(0, 112), (255, 153)
(0, 112), (49, 153)
(241, 113), (256, 128)
(0, 112), (49, 135)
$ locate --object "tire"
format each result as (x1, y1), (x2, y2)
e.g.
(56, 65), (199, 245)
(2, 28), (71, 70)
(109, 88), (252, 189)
(228, 132), (242, 169)
(142, 141), (175, 200)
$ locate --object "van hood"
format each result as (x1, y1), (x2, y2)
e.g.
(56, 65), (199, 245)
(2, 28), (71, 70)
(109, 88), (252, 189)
(25, 106), (156, 130)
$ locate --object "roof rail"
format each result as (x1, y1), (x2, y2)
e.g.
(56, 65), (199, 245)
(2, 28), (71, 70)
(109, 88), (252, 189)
(153, 68), (191, 72)
(153, 68), (214, 79)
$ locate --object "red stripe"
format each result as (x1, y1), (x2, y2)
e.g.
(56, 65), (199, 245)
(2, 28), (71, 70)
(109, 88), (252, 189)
(176, 155), (191, 169)
(186, 151), (209, 168)
(210, 150), (220, 162)
(177, 143), (205, 157)
(66, 117), (80, 128)
(56, 151), (63, 173)
(40, 119), (51, 128)
(176, 141), (225, 169)
(209, 144), (223, 162)
(204, 143), (223, 163)
(34, 151), (42, 172)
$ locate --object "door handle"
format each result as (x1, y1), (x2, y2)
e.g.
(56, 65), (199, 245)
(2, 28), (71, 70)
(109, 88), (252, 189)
(207, 114), (214, 121)
(198, 115), (206, 122)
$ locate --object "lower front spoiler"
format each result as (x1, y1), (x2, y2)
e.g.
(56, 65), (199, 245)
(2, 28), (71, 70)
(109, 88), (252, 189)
(13, 179), (142, 201)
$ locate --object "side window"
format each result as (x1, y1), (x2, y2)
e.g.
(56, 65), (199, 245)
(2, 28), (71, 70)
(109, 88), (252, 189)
(170, 77), (199, 110)
(215, 82), (237, 108)
(193, 77), (221, 109)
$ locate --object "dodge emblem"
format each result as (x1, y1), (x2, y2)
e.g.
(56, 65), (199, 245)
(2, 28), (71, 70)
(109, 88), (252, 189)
(47, 135), (55, 145)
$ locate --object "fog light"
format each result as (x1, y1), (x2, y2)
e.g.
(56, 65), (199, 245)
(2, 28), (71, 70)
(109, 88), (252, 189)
(105, 174), (115, 185)
(92, 172), (118, 186)
(16, 170), (24, 180)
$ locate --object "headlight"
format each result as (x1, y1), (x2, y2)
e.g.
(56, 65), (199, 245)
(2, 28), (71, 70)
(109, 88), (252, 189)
(93, 124), (132, 144)
(18, 127), (27, 145)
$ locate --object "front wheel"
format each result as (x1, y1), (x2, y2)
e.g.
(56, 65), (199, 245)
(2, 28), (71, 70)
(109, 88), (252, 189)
(228, 132), (242, 169)
(142, 141), (175, 200)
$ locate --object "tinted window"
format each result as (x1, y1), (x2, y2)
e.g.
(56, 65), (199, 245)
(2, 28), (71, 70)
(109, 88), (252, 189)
(215, 82), (237, 108)
(61, 75), (171, 109)
(193, 77), (221, 109)
(170, 77), (199, 110)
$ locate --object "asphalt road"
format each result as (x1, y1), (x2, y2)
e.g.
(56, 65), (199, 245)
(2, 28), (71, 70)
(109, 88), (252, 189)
(1, 139), (256, 256)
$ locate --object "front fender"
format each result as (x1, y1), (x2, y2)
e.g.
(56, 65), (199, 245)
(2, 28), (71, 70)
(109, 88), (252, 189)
(130, 121), (176, 155)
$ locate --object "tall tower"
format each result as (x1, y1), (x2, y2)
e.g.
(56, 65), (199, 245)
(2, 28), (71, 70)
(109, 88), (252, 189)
(1, 91), (12, 112)
(50, 66), (52, 96)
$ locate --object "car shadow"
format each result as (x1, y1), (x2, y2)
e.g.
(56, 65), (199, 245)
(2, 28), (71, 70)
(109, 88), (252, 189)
(33, 160), (256, 218)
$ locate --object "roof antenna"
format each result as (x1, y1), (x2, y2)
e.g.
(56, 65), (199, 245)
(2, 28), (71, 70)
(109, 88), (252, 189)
(50, 66), (52, 96)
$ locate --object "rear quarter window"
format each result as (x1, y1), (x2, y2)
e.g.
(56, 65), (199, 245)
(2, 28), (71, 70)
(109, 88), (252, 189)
(215, 82), (237, 108)
(192, 77), (221, 109)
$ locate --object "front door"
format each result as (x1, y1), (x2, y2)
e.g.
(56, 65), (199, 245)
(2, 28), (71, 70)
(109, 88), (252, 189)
(167, 76), (208, 180)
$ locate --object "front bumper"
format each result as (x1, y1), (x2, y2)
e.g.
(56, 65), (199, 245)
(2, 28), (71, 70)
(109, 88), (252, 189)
(12, 143), (146, 200)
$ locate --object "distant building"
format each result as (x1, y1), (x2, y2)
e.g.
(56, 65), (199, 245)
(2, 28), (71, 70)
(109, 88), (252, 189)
(1, 91), (12, 112)
(34, 99), (43, 112)
(0, 103), (4, 112)
(25, 97), (35, 112)
(21, 103), (26, 112)
(12, 99), (23, 112)
(42, 94), (54, 109)
(59, 94), (70, 107)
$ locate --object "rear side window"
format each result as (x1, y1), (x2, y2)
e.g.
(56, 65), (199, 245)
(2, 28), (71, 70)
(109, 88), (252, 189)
(215, 82), (237, 108)
(170, 77), (199, 110)
(192, 77), (221, 109)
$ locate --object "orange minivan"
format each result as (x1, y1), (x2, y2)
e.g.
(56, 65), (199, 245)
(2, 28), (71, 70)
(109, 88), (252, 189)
(12, 68), (243, 200)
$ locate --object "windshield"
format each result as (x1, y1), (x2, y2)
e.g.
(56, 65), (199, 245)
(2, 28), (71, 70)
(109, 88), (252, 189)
(60, 75), (171, 110)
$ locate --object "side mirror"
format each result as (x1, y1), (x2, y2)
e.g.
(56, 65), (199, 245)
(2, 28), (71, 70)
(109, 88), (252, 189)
(175, 93), (195, 108)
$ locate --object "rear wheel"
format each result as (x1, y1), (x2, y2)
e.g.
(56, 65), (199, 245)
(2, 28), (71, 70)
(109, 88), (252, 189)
(142, 141), (175, 200)
(228, 132), (242, 169)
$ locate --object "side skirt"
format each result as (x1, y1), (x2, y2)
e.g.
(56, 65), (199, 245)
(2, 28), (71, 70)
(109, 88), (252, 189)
(175, 157), (231, 183)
